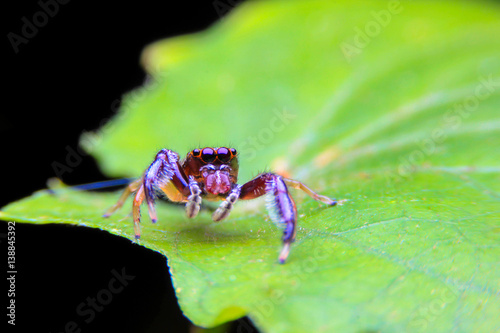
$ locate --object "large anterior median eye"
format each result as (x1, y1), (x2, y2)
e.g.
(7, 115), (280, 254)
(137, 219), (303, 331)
(201, 147), (216, 163)
(217, 147), (231, 163)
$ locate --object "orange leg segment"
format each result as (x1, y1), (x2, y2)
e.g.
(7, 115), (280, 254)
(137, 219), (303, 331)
(283, 178), (337, 206)
(103, 178), (143, 218)
(132, 184), (145, 239)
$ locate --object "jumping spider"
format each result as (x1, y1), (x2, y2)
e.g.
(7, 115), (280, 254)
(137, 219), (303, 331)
(104, 147), (336, 263)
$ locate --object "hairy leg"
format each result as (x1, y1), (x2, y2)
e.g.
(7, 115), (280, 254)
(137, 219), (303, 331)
(239, 173), (336, 263)
(212, 185), (242, 222)
(240, 173), (297, 263)
(186, 177), (202, 218)
(142, 149), (190, 224)
(106, 149), (190, 238)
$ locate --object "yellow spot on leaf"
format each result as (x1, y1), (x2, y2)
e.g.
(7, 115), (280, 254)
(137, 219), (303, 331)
(271, 156), (291, 178)
(314, 146), (341, 168)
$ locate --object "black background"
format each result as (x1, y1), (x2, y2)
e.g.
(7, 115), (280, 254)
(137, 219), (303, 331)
(3, 0), (256, 332)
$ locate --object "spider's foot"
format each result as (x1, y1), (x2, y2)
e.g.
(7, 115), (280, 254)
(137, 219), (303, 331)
(314, 194), (337, 206)
(102, 208), (117, 218)
(278, 243), (291, 264)
(133, 222), (141, 240)
(212, 203), (231, 222)
(186, 200), (201, 218)
(212, 185), (241, 222)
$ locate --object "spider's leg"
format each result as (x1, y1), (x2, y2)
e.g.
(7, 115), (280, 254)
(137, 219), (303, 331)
(283, 178), (336, 206)
(240, 173), (297, 264)
(186, 177), (203, 218)
(103, 178), (143, 218)
(105, 149), (190, 238)
(132, 184), (145, 238)
(143, 149), (190, 224)
(212, 185), (242, 222)
(143, 155), (166, 223)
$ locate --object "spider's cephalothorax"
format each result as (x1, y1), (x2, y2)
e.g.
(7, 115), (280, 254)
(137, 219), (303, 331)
(104, 147), (336, 263)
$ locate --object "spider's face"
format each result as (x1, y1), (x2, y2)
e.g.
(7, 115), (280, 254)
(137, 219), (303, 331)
(185, 147), (239, 195)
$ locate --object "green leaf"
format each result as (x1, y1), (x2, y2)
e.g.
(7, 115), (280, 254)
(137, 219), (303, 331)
(2, 1), (500, 332)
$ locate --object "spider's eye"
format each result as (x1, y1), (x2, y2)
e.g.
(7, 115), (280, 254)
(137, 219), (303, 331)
(217, 147), (231, 163)
(230, 148), (237, 156)
(192, 148), (201, 157)
(201, 147), (216, 163)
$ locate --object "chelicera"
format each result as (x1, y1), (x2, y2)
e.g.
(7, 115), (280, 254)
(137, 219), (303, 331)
(104, 147), (336, 263)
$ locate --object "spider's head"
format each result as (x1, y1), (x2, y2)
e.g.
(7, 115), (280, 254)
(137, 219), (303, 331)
(187, 147), (239, 195)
